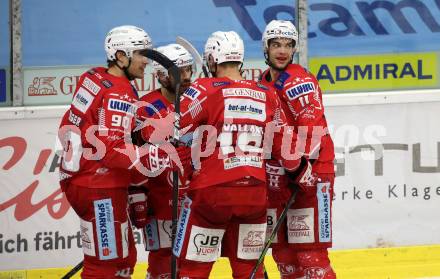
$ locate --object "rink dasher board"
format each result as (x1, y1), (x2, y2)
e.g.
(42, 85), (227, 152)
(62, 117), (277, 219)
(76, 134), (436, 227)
(0, 89), (440, 270)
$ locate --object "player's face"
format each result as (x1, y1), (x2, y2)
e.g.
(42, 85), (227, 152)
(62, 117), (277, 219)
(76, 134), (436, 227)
(167, 65), (193, 94)
(267, 38), (295, 70)
(178, 65), (193, 93)
(128, 50), (149, 79)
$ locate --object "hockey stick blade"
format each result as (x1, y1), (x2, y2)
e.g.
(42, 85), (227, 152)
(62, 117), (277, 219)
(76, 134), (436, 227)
(142, 49), (180, 81)
(176, 36), (210, 78)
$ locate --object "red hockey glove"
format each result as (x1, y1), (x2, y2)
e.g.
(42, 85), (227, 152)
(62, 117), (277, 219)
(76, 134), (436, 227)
(173, 145), (192, 177)
(138, 144), (192, 179)
(128, 186), (148, 229)
(286, 157), (317, 191)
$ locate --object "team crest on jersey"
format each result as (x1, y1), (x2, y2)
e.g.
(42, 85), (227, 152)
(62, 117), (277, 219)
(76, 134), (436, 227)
(285, 82), (315, 100)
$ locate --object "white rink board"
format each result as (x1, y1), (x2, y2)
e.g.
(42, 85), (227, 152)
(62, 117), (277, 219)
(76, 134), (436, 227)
(327, 98), (440, 249)
(1, 91), (440, 269)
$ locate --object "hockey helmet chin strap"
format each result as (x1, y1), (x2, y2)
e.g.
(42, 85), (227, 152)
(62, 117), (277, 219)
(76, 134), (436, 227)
(115, 56), (136, 81)
(208, 62), (217, 78)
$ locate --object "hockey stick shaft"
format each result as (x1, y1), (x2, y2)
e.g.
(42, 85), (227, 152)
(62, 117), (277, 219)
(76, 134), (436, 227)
(168, 64), (181, 279)
(170, 91), (181, 279)
(139, 49), (183, 279)
(61, 260), (83, 279)
(249, 187), (298, 279)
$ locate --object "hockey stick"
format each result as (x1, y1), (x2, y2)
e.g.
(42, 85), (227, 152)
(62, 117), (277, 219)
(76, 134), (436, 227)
(249, 187), (299, 279)
(176, 36), (210, 78)
(165, 60), (182, 279)
(61, 261), (83, 279)
(61, 49), (180, 279)
(143, 49), (182, 279)
(249, 149), (319, 279)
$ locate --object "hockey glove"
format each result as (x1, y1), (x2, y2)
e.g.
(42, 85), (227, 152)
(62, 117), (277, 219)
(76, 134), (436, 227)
(174, 145), (193, 181)
(286, 156), (317, 191)
(128, 186), (149, 229)
(137, 143), (193, 181)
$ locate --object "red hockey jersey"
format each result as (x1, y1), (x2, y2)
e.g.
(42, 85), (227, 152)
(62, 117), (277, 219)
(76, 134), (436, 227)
(260, 64), (335, 174)
(58, 67), (143, 189)
(178, 77), (300, 189)
(135, 89), (188, 218)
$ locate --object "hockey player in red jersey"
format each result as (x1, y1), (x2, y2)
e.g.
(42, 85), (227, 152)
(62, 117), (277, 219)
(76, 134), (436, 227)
(58, 26), (189, 278)
(131, 43), (195, 279)
(172, 31), (315, 279)
(260, 20), (336, 279)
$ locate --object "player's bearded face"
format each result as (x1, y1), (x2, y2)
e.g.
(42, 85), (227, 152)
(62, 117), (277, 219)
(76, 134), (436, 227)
(268, 38), (295, 70)
(168, 65), (193, 94)
(178, 66), (193, 93)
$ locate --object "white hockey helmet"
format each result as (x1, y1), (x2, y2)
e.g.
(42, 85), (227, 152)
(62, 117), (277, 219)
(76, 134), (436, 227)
(262, 20), (298, 50)
(153, 43), (195, 77)
(105, 25), (153, 61)
(204, 31), (244, 65)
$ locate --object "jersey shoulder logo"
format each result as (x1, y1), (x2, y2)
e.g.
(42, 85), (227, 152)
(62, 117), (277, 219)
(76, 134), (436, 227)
(108, 98), (136, 115)
(82, 77), (101, 95)
(72, 87), (94, 113)
(183, 87), (201, 100)
(285, 82), (315, 100)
